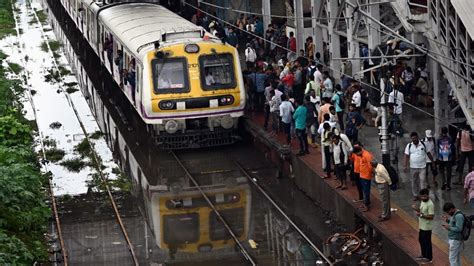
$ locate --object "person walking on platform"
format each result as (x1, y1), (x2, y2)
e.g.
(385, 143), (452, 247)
(411, 188), (434, 263)
(437, 127), (456, 191)
(293, 98), (308, 156)
(442, 202), (464, 266)
(404, 132), (434, 201)
(350, 142), (364, 204)
(372, 160), (392, 221)
(423, 129), (438, 187)
(456, 124), (473, 185)
(465, 167), (474, 208)
(353, 146), (374, 212)
(321, 122), (333, 178)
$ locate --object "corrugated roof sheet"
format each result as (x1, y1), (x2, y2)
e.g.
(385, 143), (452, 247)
(451, 0), (474, 38)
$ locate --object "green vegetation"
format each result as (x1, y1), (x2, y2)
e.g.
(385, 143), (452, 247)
(65, 87), (78, 94)
(36, 10), (47, 25)
(48, 40), (61, 53)
(0, 1), (50, 263)
(44, 147), (65, 162)
(49, 121), (61, 129)
(0, 51), (7, 61)
(7, 61), (22, 74)
(44, 68), (61, 83)
(89, 130), (104, 140)
(57, 65), (70, 76)
(60, 157), (87, 172)
(74, 138), (93, 158)
(0, 0), (16, 39)
(42, 137), (56, 147)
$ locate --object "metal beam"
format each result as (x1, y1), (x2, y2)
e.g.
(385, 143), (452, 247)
(311, 0), (324, 60)
(294, 0), (304, 53)
(328, 0), (341, 81)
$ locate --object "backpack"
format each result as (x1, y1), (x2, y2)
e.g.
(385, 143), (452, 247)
(386, 165), (399, 191)
(336, 93), (346, 110)
(408, 141), (426, 154)
(454, 211), (472, 241)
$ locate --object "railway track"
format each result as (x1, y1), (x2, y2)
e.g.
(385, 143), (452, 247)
(13, 2), (139, 265)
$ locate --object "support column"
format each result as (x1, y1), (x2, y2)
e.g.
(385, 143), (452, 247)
(294, 0), (305, 53)
(327, 0), (341, 81)
(346, 0), (360, 78)
(262, 0), (271, 35)
(367, 2), (380, 79)
(432, 60), (449, 136)
(311, 0), (324, 60)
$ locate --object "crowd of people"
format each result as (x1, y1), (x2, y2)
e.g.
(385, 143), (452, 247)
(181, 7), (473, 265)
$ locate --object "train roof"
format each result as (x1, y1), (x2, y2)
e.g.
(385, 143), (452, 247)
(98, 3), (205, 57)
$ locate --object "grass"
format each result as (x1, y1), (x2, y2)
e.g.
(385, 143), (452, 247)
(0, 5), (16, 39)
(74, 138), (93, 158)
(49, 121), (62, 129)
(0, 50), (7, 61)
(65, 87), (78, 94)
(89, 130), (104, 140)
(42, 138), (57, 147)
(36, 10), (47, 25)
(48, 40), (61, 53)
(57, 66), (70, 76)
(7, 62), (22, 74)
(60, 158), (87, 172)
(44, 148), (65, 162)
(44, 68), (61, 83)
(39, 41), (48, 52)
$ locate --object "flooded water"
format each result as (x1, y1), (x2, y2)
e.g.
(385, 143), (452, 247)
(1, 0), (118, 196)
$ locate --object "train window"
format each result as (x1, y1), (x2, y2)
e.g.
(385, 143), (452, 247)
(152, 58), (190, 94)
(199, 53), (236, 90)
(163, 213), (199, 245)
(209, 208), (244, 241)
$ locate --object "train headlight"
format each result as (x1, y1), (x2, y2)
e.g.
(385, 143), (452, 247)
(220, 115), (234, 129)
(185, 43), (200, 53)
(159, 100), (175, 110)
(164, 120), (179, 134)
(219, 95), (234, 106)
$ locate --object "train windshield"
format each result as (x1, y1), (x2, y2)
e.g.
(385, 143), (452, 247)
(199, 53), (236, 90)
(163, 213), (199, 244)
(152, 58), (189, 94)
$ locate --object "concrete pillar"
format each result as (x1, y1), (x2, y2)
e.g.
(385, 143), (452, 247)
(262, 0), (271, 36)
(432, 60), (449, 136)
(327, 0), (341, 81)
(346, 0), (360, 77)
(294, 0), (305, 53)
(311, 0), (324, 60)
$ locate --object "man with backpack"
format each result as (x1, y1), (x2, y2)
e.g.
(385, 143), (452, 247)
(332, 134), (350, 190)
(456, 124), (473, 185)
(442, 202), (467, 266)
(245, 43), (257, 70)
(404, 132), (434, 201)
(332, 84), (345, 131)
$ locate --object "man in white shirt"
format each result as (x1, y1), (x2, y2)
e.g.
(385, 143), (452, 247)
(245, 43), (257, 70)
(332, 134), (349, 189)
(279, 94), (294, 144)
(351, 87), (362, 111)
(404, 132), (434, 201)
(313, 64), (323, 85)
(388, 86), (404, 120)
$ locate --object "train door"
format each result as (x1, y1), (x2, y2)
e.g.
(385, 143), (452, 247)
(135, 65), (141, 108)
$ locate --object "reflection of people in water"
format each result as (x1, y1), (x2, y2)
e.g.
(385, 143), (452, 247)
(205, 69), (215, 86)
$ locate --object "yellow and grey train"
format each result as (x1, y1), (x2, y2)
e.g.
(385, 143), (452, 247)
(62, 1), (245, 148)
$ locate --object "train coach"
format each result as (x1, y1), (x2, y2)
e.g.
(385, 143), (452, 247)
(60, 1), (246, 149)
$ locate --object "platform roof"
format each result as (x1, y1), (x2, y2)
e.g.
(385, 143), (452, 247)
(451, 0), (474, 39)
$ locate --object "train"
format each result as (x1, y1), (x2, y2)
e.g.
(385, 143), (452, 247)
(60, 0), (245, 149)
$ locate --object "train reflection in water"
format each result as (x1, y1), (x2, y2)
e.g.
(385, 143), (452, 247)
(43, 0), (329, 264)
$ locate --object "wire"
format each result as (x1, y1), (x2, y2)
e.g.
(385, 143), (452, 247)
(199, 0), (350, 21)
(366, 23), (474, 69)
(183, 1), (470, 132)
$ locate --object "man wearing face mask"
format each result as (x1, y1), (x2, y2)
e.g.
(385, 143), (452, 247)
(411, 188), (434, 263)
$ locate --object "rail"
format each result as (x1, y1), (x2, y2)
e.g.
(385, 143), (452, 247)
(235, 161), (334, 266)
(170, 150), (257, 266)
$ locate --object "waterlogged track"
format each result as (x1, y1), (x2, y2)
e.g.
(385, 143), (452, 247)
(7, 1), (138, 264)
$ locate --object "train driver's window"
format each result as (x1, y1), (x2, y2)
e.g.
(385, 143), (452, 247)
(199, 53), (235, 90)
(152, 58), (189, 93)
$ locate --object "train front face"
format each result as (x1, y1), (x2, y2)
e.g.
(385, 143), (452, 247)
(142, 41), (245, 146)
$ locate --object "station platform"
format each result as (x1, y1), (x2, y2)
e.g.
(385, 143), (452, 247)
(243, 111), (472, 266)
